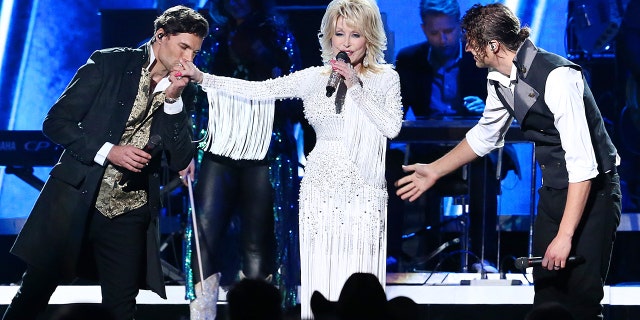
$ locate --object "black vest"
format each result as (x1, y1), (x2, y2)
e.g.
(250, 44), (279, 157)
(493, 48), (617, 189)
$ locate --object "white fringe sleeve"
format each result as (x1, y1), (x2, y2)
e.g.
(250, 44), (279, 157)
(343, 66), (404, 187)
(201, 89), (275, 160)
(198, 69), (314, 160)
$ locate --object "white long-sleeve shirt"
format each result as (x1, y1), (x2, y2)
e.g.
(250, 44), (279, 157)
(466, 63), (600, 183)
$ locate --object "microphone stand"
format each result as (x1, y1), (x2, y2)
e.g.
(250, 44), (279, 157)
(528, 144), (537, 258)
(187, 175), (206, 293)
(464, 147), (521, 286)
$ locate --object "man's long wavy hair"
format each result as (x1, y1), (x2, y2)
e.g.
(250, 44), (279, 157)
(461, 3), (530, 59)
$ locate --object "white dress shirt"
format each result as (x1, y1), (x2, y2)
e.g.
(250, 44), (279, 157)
(466, 63), (600, 184)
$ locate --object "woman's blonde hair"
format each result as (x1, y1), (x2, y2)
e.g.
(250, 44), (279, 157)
(318, 0), (387, 73)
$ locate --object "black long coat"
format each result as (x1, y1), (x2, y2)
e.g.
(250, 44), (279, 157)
(10, 44), (195, 298)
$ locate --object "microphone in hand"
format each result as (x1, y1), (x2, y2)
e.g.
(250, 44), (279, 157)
(326, 51), (350, 97)
(514, 255), (585, 270)
(140, 134), (162, 154)
(119, 134), (162, 186)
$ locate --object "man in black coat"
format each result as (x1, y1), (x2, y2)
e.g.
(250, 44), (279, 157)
(2, 6), (208, 320)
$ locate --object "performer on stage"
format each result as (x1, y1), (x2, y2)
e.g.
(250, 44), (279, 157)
(395, 0), (486, 119)
(180, 0), (302, 318)
(2, 6), (207, 320)
(179, 0), (403, 317)
(396, 4), (620, 320)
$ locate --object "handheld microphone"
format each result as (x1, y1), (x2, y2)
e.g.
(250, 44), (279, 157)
(514, 255), (585, 270)
(140, 134), (162, 154)
(326, 51), (350, 97)
(119, 134), (162, 186)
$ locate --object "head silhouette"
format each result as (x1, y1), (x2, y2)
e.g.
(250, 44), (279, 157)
(227, 278), (283, 320)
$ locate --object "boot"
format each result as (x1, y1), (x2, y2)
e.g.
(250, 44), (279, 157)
(189, 272), (221, 320)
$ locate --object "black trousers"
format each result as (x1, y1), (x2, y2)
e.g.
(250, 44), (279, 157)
(533, 172), (621, 320)
(2, 205), (150, 320)
(192, 153), (275, 283)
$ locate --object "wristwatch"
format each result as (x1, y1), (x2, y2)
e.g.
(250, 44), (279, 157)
(165, 96), (178, 104)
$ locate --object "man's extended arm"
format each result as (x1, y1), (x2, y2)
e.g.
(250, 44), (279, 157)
(395, 138), (479, 202)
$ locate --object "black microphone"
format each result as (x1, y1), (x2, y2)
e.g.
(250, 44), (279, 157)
(119, 134), (162, 186)
(514, 255), (585, 270)
(326, 51), (350, 97)
(141, 134), (162, 154)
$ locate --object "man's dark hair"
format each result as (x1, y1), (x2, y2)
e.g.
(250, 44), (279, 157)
(461, 3), (530, 57)
(154, 5), (209, 39)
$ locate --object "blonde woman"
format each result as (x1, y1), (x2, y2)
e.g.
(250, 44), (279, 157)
(178, 0), (402, 317)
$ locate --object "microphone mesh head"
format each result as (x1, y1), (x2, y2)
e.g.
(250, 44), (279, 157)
(336, 51), (350, 63)
(514, 257), (527, 270)
(148, 134), (162, 147)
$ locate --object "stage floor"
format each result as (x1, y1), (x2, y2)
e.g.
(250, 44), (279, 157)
(1, 273), (639, 305)
(2, 214), (640, 319)
(1, 273), (640, 320)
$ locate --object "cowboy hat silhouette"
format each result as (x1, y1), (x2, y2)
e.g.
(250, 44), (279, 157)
(310, 272), (419, 320)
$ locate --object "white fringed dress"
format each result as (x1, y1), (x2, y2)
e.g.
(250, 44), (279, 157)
(200, 65), (403, 319)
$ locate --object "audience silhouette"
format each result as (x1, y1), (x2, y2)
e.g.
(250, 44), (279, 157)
(49, 304), (115, 320)
(310, 272), (419, 320)
(227, 278), (284, 320)
(524, 302), (575, 320)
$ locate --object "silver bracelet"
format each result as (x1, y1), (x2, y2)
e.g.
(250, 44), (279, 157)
(165, 96), (178, 104)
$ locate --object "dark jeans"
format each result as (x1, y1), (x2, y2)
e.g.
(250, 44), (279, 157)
(533, 172), (621, 320)
(2, 205), (150, 320)
(192, 153), (275, 282)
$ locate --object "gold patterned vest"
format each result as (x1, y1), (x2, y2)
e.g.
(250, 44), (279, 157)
(95, 67), (164, 218)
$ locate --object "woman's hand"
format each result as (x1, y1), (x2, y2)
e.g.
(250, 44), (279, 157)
(165, 61), (191, 101)
(175, 58), (204, 84)
(330, 59), (361, 89)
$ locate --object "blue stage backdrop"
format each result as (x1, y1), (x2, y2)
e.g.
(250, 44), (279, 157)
(0, 0), (568, 223)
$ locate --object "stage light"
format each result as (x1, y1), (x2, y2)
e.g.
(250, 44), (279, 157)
(0, 0), (16, 75)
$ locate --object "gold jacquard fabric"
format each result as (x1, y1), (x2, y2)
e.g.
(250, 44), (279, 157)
(95, 68), (163, 218)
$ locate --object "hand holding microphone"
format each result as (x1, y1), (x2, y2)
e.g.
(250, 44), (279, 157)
(326, 51), (351, 97)
(118, 135), (162, 186)
(514, 255), (585, 270)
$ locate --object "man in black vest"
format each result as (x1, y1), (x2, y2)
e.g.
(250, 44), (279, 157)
(396, 4), (620, 320)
